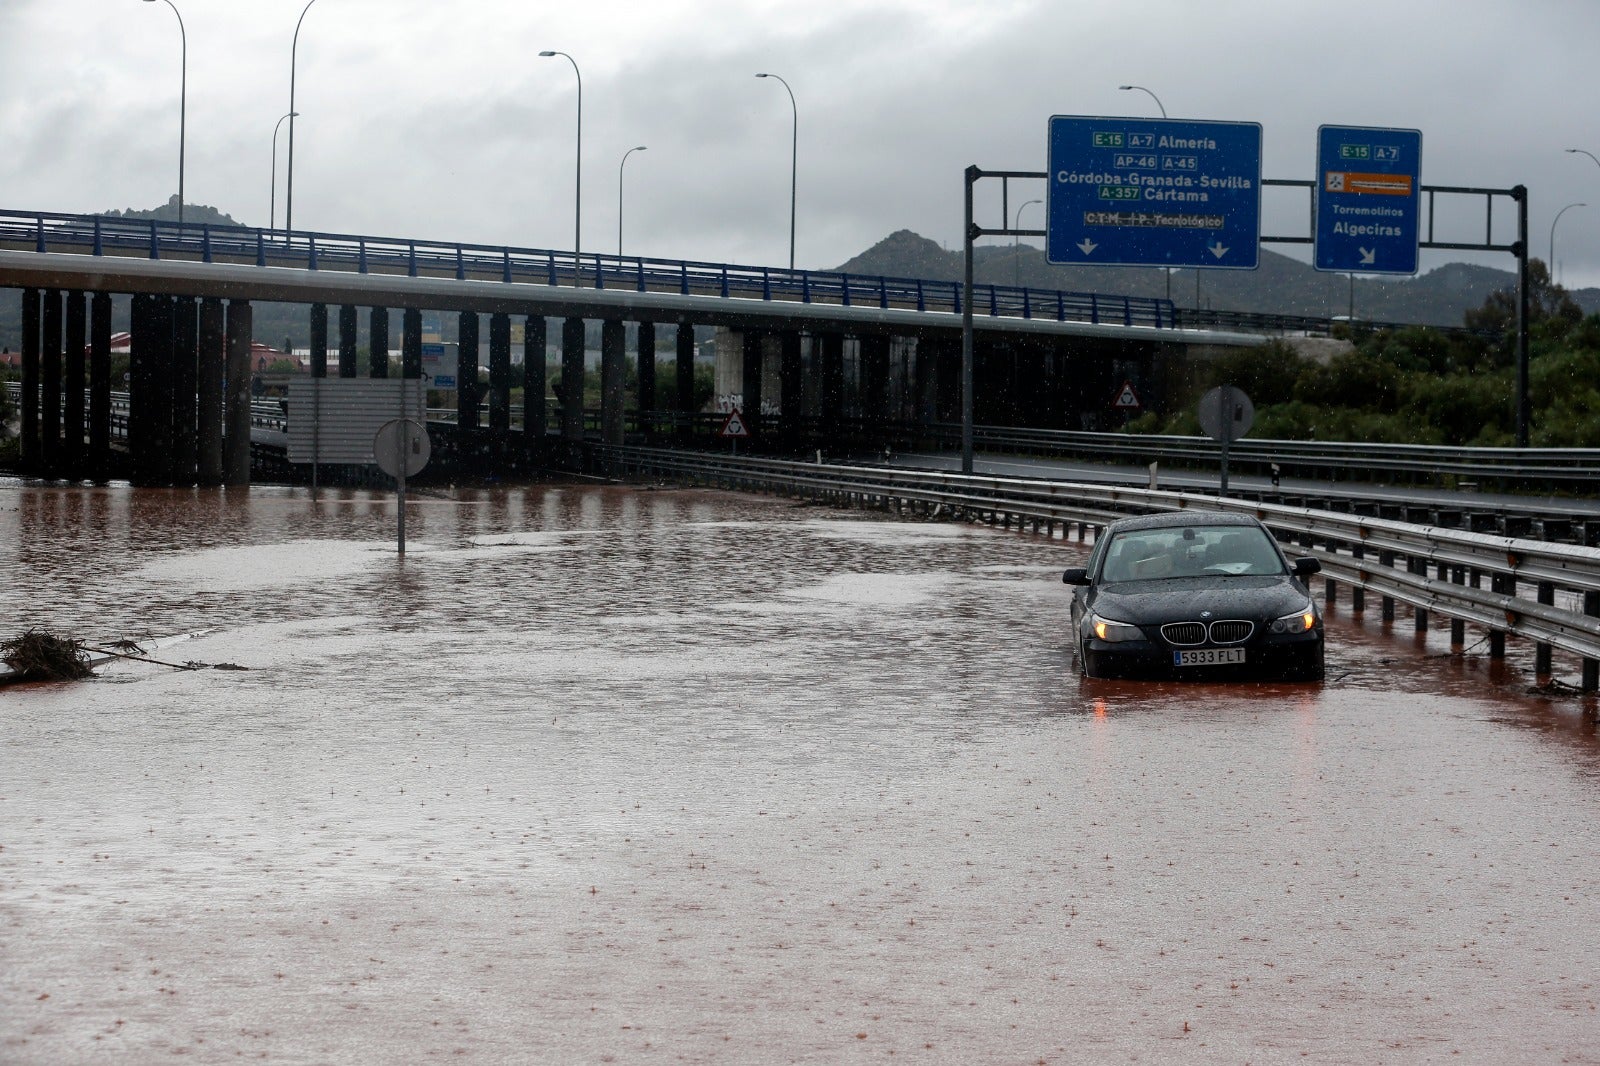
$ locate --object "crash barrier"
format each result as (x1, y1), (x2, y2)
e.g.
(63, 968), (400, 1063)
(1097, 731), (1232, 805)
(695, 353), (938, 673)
(936, 424), (1600, 491)
(596, 444), (1600, 690)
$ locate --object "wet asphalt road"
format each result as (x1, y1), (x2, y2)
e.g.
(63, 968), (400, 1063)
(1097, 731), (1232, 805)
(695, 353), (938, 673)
(2, 478), (1597, 1064)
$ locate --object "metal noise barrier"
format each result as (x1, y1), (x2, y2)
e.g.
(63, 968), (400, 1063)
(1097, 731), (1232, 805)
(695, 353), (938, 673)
(599, 444), (1600, 671)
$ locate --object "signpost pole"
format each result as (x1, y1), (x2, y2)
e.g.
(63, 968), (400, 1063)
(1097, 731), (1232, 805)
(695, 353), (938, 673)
(397, 419), (408, 557)
(961, 166), (977, 476)
(1217, 385), (1230, 497)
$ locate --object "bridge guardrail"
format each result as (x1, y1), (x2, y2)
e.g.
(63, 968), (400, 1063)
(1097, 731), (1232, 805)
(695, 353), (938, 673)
(0, 207), (1178, 330)
(598, 444), (1600, 683)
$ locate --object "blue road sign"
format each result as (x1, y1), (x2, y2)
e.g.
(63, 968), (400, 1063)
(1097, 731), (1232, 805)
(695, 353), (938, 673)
(1314, 125), (1421, 274)
(1047, 115), (1262, 270)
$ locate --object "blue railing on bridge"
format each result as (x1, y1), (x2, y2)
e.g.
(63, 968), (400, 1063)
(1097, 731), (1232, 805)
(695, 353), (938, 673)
(0, 207), (1177, 331)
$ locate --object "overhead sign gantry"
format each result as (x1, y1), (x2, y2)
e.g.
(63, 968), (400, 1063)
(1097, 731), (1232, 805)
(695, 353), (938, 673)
(1046, 115), (1262, 270)
(1314, 125), (1422, 274)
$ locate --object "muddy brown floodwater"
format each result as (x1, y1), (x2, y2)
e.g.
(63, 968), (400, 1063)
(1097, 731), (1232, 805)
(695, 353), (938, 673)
(2, 478), (1598, 1064)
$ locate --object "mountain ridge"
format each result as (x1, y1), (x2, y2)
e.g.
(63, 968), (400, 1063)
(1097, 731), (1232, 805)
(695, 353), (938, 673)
(833, 229), (1600, 328)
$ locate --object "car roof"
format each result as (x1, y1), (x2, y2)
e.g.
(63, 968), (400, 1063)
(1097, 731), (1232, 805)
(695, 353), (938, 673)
(1103, 510), (1262, 534)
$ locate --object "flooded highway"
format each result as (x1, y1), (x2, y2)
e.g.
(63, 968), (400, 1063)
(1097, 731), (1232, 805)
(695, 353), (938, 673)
(2, 478), (1597, 1064)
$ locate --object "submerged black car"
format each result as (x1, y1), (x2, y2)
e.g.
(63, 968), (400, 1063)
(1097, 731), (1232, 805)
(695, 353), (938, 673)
(1063, 511), (1324, 681)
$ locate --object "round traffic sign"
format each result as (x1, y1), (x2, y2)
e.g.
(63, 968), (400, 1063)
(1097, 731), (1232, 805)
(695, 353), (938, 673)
(1197, 385), (1254, 443)
(373, 418), (431, 479)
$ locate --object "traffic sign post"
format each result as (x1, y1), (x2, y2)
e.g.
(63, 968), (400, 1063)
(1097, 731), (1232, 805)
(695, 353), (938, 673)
(1314, 125), (1422, 274)
(374, 417), (431, 557)
(1047, 115), (1262, 269)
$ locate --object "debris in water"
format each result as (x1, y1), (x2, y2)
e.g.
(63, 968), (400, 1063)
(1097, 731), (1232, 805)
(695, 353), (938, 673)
(1, 629), (94, 682)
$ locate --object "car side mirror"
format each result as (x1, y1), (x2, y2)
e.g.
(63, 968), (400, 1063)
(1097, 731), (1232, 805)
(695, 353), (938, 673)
(1293, 557), (1321, 576)
(1062, 567), (1090, 585)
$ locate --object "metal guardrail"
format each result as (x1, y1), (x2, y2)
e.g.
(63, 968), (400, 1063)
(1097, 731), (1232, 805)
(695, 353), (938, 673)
(932, 423), (1600, 488)
(9, 379), (1599, 496)
(599, 445), (1600, 682)
(1172, 306), (1494, 341)
(0, 207), (1178, 330)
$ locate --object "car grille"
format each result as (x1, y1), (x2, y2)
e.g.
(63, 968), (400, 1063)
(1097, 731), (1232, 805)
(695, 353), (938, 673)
(1161, 622), (1207, 646)
(1209, 620), (1254, 644)
(1161, 620), (1255, 646)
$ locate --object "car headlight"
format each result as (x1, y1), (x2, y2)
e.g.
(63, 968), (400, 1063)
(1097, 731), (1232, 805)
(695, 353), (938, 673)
(1269, 605), (1318, 634)
(1089, 613), (1143, 643)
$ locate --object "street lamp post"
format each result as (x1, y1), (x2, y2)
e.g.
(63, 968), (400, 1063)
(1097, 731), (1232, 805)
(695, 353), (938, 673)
(541, 51), (583, 255)
(1013, 198), (1041, 287)
(617, 145), (647, 256)
(1119, 84), (1171, 299)
(1567, 147), (1600, 172)
(756, 72), (797, 270)
(141, 0), (186, 225)
(270, 111), (299, 232)
(285, 0), (318, 235)
(1550, 202), (1587, 284)
(1118, 84), (1166, 118)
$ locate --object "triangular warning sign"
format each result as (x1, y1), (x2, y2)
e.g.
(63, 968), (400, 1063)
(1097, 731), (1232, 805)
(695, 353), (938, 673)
(1112, 381), (1142, 409)
(719, 407), (750, 438)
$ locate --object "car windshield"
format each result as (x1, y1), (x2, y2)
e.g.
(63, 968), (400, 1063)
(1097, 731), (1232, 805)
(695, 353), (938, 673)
(1098, 524), (1285, 582)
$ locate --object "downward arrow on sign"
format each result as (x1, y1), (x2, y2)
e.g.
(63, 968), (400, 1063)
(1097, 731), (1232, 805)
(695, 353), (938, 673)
(1208, 241), (1229, 259)
(1077, 238), (1098, 255)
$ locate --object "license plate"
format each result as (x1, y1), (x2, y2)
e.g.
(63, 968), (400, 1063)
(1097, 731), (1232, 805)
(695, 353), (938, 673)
(1174, 648), (1246, 667)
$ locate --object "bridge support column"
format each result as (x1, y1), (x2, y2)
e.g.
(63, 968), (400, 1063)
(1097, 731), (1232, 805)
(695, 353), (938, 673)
(780, 331), (802, 447)
(402, 309), (422, 379)
(741, 331), (763, 440)
(197, 298), (225, 486)
(223, 299), (253, 487)
(561, 317), (585, 441)
(19, 289), (40, 472)
(338, 305), (358, 378)
(41, 289), (61, 476)
(913, 337), (938, 438)
(817, 331), (844, 446)
(675, 323), (695, 442)
(458, 312), (480, 431)
(89, 292), (112, 481)
(489, 313), (511, 437)
(128, 294), (152, 484)
(637, 322), (656, 439)
(63, 291), (86, 478)
(860, 334), (890, 439)
(145, 294), (175, 487)
(369, 308), (389, 377)
(171, 296), (198, 485)
(601, 319), (626, 446)
(309, 303), (328, 378)
(523, 316), (547, 440)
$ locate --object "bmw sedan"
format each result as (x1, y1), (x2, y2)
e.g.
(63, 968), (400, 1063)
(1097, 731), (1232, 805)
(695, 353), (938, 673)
(1063, 511), (1325, 681)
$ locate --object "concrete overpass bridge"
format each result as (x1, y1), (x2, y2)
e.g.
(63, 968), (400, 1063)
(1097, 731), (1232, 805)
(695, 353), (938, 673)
(1, 208), (1270, 486)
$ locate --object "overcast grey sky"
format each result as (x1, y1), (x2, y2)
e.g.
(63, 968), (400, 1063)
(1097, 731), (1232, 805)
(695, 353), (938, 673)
(3, 0), (1598, 288)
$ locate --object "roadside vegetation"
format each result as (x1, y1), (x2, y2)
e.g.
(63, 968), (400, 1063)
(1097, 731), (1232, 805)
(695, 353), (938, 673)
(1127, 261), (1600, 447)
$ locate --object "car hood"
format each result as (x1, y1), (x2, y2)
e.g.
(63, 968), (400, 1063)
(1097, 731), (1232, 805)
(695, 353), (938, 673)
(1092, 575), (1310, 626)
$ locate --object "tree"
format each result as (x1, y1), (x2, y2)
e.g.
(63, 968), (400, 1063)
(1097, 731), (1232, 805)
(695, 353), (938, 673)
(1464, 258), (1583, 347)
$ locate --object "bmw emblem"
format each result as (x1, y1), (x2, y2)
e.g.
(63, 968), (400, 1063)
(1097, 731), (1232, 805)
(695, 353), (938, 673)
(1200, 610), (1213, 619)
